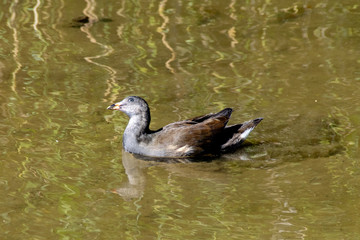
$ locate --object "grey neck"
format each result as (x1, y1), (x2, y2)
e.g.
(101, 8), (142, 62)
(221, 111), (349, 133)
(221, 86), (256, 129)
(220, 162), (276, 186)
(123, 111), (151, 151)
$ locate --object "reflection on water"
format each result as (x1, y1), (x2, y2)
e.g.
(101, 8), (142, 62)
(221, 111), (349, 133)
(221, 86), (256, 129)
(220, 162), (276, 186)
(111, 151), (147, 200)
(80, 0), (118, 100)
(112, 151), (243, 201)
(0, 0), (360, 239)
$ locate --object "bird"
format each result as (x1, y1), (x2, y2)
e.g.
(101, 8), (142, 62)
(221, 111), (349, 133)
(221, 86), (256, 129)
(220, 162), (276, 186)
(107, 96), (262, 159)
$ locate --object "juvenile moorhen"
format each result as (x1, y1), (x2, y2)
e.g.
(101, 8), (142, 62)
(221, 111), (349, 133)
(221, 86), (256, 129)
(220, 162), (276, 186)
(108, 96), (262, 158)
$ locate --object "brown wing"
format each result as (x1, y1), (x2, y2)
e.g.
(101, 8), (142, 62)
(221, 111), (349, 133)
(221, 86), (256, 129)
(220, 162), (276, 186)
(189, 108), (232, 123)
(150, 108), (232, 156)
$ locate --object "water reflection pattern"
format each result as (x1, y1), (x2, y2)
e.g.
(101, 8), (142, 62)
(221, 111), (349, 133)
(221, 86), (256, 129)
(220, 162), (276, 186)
(0, 0), (359, 239)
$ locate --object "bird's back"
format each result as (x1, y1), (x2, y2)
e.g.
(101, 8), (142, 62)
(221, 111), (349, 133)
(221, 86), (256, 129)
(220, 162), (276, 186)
(145, 108), (233, 157)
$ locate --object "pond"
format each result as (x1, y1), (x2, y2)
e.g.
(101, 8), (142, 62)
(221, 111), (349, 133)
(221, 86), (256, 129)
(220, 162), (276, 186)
(0, 0), (360, 239)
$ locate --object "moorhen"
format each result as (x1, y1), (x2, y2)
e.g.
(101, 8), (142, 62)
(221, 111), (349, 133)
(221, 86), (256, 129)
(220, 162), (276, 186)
(108, 96), (262, 158)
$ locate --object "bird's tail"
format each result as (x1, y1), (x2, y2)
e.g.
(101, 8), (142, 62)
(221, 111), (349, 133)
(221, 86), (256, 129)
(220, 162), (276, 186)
(220, 118), (263, 153)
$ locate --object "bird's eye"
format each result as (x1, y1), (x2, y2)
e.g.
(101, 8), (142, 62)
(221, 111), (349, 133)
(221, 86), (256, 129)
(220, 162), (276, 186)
(128, 97), (134, 102)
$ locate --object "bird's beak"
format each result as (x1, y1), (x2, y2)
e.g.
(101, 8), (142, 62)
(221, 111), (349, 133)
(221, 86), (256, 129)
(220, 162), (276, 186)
(107, 102), (122, 110)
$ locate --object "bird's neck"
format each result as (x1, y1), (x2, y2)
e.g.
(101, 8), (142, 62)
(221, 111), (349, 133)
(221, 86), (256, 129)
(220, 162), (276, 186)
(123, 111), (151, 146)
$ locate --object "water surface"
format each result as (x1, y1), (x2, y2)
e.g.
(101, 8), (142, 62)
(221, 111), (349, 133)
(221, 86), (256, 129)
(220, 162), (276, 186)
(0, 0), (360, 239)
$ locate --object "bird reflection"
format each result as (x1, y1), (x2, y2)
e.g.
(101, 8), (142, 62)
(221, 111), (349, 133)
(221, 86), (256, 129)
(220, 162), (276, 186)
(110, 150), (247, 201)
(110, 151), (149, 200)
(110, 151), (196, 200)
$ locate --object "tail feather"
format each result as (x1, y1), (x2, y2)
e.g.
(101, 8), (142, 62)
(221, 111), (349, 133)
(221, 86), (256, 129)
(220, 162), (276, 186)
(221, 118), (263, 153)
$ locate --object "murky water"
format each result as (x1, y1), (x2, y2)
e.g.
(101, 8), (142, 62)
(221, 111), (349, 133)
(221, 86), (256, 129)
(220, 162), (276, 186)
(1, 0), (360, 239)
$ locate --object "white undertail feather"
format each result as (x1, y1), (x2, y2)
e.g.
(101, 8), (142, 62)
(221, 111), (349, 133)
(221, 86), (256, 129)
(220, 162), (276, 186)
(240, 127), (255, 140)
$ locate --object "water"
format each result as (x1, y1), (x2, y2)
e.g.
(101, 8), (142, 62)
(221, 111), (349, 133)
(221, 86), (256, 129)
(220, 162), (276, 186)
(1, 0), (360, 239)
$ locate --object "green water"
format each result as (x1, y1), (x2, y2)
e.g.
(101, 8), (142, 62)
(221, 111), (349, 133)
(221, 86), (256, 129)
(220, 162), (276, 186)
(1, 0), (360, 239)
